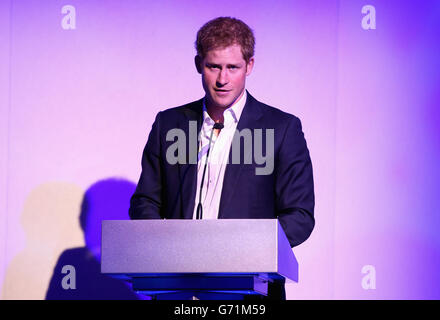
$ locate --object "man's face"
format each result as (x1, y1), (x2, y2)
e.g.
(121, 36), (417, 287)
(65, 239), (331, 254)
(196, 44), (254, 110)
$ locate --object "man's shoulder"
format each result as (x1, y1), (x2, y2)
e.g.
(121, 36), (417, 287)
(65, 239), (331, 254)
(258, 101), (299, 120)
(158, 98), (203, 119)
(249, 94), (300, 124)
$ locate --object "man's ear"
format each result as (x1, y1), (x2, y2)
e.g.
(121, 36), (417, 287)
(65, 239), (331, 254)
(195, 55), (202, 74)
(246, 57), (255, 76)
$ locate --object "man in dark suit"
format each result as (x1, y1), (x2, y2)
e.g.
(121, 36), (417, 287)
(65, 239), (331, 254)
(129, 17), (314, 299)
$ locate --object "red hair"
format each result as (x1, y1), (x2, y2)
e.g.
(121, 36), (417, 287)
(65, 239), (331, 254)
(195, 17), (255, 63)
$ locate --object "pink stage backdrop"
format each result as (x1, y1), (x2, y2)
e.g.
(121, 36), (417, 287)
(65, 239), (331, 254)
(1, 0), (439, 299)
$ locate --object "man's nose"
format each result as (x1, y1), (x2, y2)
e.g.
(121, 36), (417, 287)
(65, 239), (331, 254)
(216, 68), (228, 86)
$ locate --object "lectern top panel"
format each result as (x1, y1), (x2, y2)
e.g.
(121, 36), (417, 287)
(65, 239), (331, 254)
(101, 219), (298, 282)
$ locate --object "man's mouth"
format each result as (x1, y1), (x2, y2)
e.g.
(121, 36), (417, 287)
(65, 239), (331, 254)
(214, 90), (230, 98)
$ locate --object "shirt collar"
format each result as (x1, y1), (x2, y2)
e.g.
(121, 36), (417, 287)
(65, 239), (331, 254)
(202, 90), (247, 128)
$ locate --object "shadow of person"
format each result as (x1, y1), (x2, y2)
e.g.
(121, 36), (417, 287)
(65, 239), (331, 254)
(45, 178), (146, 300)
(2, 182), (84, 299)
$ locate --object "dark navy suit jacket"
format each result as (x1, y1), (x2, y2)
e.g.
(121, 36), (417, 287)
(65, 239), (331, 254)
(129, 91), (315, 247)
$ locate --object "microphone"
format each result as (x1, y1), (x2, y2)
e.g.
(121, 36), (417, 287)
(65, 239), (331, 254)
(213, 122), (224, 130)
(196, 122), (224, 219)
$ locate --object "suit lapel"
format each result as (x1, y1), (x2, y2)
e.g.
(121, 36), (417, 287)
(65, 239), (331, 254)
(179, 99), (203, 219)
(218, 92), (263, 217)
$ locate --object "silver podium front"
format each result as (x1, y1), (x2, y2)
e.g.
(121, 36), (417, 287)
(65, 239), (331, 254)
(101, 219), (298, 299)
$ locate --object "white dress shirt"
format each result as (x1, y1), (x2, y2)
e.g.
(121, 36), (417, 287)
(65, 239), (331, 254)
(192, 91), (247, 219)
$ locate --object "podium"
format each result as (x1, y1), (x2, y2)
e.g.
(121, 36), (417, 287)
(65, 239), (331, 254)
(101, 219), (298, 299)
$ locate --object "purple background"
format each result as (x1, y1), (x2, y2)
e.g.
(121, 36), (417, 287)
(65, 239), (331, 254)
(1, 0), (439, 299)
